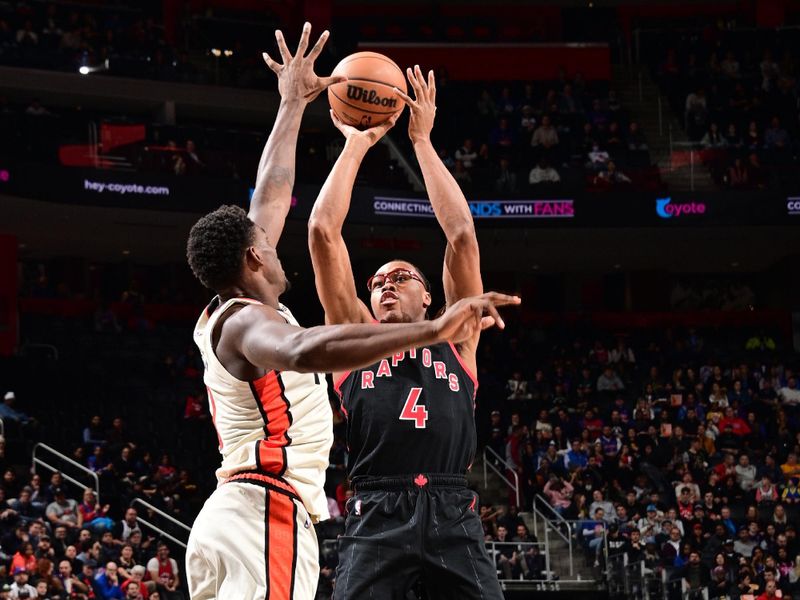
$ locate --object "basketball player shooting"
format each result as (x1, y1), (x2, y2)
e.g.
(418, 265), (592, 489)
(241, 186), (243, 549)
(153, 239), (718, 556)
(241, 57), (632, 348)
(184, 24), (518, 599)
(308, 66), (510, 599)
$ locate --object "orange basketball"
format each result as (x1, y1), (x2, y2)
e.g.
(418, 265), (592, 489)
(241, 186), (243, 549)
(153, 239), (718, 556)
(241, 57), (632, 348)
(328, 52), (407, 129)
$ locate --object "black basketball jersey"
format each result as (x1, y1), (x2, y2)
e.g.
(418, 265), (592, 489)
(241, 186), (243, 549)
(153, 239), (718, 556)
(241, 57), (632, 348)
(334, 342), (478, 481)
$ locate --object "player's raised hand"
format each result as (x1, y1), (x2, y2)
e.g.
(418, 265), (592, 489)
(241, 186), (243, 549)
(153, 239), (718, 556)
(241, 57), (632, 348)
(393, 65), (437, 144)
(262, 22), (346, 103)
(433, 292), (521, 344)
(330, 109), (400, 149)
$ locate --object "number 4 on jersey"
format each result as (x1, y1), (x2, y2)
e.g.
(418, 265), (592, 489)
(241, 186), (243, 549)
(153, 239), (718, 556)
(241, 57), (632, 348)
(400, 387), (428, 428)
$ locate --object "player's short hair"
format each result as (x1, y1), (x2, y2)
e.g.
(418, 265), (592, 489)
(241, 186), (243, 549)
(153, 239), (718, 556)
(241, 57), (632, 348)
(187, 205), (255, 292)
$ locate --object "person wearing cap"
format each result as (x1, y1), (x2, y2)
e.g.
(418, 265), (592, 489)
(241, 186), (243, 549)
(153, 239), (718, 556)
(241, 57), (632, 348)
(45, 488), (81, 530)
(35, 532), (54, 561)
(637, 503), (662, 536)
(76, 558), (100, 598)
(0, 583), (10, 600)
(689, 503), (712, 534)
(10, 567), (37, 599)
(734, 526), (757, 557)
(0, 391), (33, 425)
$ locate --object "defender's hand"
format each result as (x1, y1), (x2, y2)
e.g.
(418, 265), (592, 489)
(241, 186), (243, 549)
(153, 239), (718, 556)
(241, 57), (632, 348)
(433, 292), (521, 344)
(262, 22), (345, 103)
(394, 65), (437, 144)
(330, 110), (400, 149)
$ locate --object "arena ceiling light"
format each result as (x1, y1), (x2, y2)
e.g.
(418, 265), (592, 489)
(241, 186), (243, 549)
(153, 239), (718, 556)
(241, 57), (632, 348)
(78, 59), (110, 76)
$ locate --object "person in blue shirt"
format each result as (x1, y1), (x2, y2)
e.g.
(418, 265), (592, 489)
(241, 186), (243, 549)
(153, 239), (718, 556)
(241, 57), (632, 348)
(95, 561), (124, 599)
(564, 439), (589, 471)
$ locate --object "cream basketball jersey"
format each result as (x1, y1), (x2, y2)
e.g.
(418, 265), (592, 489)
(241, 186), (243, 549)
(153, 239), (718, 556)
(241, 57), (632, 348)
(193, 296), (333, 522)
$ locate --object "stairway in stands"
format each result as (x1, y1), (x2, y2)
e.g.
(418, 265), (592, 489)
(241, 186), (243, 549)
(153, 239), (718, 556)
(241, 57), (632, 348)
(613, 64), (717, 192)
(469, 452), (600, 591)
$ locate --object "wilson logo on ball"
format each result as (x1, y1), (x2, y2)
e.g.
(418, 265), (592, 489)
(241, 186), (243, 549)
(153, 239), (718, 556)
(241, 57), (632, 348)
(346, 85), (399, 108)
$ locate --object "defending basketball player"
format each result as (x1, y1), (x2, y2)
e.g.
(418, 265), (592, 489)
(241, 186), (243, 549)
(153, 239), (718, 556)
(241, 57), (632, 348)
(185, 26), (518, 599)
(308, 67), (508, 599)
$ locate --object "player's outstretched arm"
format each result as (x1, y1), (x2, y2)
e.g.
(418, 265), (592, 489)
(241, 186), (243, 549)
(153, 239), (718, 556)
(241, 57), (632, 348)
(235, 292), (519, 374)
(308, 111), (400, 325)
(395, 66), (483, 307)
(250, 22), (344, 245)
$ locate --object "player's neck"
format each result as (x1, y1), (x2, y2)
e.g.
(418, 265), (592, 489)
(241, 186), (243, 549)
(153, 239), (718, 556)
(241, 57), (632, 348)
(219, 283), (280, 309)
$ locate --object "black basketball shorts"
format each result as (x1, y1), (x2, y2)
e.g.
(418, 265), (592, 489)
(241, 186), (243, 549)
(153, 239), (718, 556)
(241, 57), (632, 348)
(333, 473), (504, 600)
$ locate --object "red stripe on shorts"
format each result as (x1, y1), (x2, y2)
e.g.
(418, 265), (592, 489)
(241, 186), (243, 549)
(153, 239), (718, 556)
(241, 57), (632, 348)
(267, 490), (297, 600)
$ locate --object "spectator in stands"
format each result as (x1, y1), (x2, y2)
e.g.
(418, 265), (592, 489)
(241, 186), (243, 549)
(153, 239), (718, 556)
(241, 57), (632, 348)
(10, 567), (37, 598)
(183, 140), (205, 174)
(726, 157), (749, 189)
(0, 392), (34, 426)
(756, 476), (780, 504)
(46, 489), (81, 532)
(96, 561), (124, 599)
(15, 21), (38, 47)
(681, 550), (710, 594)
(531, 116), (559, 155)
(83, 416), (106, 448)
(720, 51), (741, 79)
(528, 159), (560, 186)
(146, 543), (179, 593)
(701, 123), (726, 148)
(57, 558), (89, 598)
(597, 367), (625, 392)
(764, 117), (789, 151)
(454, 138), (477, 170)
(778, 378), (800, 408)
(543, 475), (574, 514)
(451, 160), (472, 189)
(11, 543), (36, 574)
(506, 372), (531, 402)
(593, 161), (631, 186)
(112, 508), (141, 545)
(685, 88), (708, 140)
(24, 99), (53, 118)
(759, 50), (780, 92)
(781, 478), (800, 504)
(125, 580), (144, 599)
(627, 121), (648, 152)
(489, 117), (515, 150)
(519, 106), (536, 135)
(121, 564), (148, 599)
(494, 157), (518, 194)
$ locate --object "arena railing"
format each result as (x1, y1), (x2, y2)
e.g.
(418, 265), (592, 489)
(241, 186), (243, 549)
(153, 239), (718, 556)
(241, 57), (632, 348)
(485, 541), (551, 583)
(32, 442), (100, 502)
(482, 445), (520, 508)
(130, 497), (192, 550)
(532, 495), (575, 579)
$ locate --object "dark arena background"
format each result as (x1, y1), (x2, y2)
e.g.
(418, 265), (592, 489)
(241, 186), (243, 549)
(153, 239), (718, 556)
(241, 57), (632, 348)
(1, 0), (800, 599)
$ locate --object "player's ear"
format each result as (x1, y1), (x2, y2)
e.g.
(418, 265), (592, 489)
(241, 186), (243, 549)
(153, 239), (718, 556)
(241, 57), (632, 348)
(422, 291), (432, 309)
(244, 246), (263, 271)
